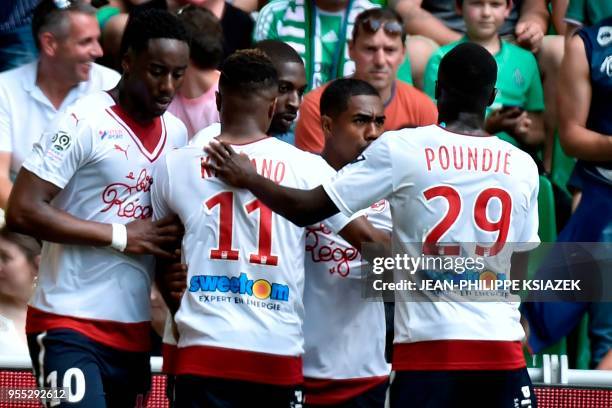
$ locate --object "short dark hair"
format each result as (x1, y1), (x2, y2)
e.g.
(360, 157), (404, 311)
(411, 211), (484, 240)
(437, 42), (497, 108)
(320, 78), (380, 118)
(352, 8), (407, 44)
(255, 40), (304, 67)
(120, 8), (189, 57)
(32, 0), (97, 50)
(177, 6), (223, 70)
(219, 49), (278, 96)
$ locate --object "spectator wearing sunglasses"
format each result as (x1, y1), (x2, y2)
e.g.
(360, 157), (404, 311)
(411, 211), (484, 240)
(423, 0), (545, 153)
(254, 0), (413, 93)
(0, 0), (119, 210)
(295, 8), (437, 154)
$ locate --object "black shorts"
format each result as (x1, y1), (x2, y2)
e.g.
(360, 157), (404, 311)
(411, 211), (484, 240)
(28, 328), (151, 408)
(305, 379), (388, 408)
(390, 368), (536, 408)
(173, 374), (304, 408)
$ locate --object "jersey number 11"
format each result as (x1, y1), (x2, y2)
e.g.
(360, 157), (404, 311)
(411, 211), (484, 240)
(205, 191), (279, 266)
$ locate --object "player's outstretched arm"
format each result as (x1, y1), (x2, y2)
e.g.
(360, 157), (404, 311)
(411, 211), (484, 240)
(204, 140), (340, 226)
(558, 35), (612, 161)
(6, 169), (182, 258)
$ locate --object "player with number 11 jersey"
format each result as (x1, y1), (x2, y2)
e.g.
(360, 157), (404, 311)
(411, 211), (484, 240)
(152, 131), (349, 385)
(151, 51), (351, 398)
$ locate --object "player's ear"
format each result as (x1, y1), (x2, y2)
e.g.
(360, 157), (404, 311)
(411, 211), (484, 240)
(321, 115), (333, 139)
(487, 88), (497, 107)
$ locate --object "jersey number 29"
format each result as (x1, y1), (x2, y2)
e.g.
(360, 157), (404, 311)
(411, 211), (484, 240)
(423, 185), (512, 256)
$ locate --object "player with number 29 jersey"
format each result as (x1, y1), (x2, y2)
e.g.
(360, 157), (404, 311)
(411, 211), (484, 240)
(323, 124), (540, 371)
(151, 131), (350, 386)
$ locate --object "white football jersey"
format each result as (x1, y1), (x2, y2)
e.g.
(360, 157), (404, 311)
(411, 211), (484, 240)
(323, 125), (540, 370)
(151, 132), (350, 385)
(189, 122), (220, 147)
(303, 200), (391, 404)
(23, 91), (188, 352)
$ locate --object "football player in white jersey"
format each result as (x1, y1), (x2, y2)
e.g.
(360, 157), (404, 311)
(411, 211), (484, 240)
(6, 9), (189, 408)
(151, 50), (388, 408)
(301, 78), (391, 407)
(205, 43), (541, 408)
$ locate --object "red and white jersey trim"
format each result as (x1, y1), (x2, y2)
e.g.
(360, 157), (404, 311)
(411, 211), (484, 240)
(173, 345), (303, 386)
(392, 340), (525, 371)
(106, 105), (168, 162)
(26, 306), (151, 352)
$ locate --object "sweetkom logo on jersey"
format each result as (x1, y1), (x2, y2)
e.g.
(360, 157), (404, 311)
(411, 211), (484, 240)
(188, 273), (289, 301)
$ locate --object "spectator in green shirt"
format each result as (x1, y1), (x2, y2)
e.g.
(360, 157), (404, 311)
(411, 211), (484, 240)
(423, 0), (545, 151)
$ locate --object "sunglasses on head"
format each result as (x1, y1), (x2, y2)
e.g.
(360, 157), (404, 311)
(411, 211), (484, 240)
(53, 0), (72, 9)
(358, 18), (404, 37)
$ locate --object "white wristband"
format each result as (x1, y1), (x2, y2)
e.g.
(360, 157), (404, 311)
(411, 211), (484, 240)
(110, 223), (128, 252)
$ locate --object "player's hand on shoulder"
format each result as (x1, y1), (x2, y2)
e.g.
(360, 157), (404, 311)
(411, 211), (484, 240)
(203, 139), (255, 188)
(125, 214), (184, 258)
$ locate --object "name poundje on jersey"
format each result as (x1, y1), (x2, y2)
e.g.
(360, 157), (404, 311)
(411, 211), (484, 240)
(424, 144), (512, 174)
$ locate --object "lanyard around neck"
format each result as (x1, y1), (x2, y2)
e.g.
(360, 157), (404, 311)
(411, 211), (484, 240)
(306, 0), (353, 90)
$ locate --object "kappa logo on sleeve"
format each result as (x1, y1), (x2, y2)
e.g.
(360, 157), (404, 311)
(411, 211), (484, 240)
(51, 131), (72, 152)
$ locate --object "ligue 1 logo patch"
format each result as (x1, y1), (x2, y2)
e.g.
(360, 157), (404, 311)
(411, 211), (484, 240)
(51, 131), (71, 152)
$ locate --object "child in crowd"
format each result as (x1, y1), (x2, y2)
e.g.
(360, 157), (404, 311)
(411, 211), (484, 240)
(424, 0), (545, 152)
(0, 227), (40, 357)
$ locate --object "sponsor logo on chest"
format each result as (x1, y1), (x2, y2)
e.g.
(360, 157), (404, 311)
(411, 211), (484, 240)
(99, 129), (124, 140)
